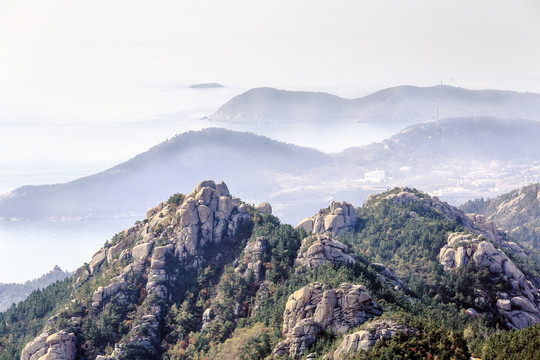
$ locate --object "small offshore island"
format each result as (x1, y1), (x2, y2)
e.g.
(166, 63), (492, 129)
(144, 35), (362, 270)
(189, 82), (225, 89)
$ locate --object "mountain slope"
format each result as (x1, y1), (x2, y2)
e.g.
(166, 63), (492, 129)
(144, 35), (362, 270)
(0, 128), (330, 222)
(339, 117), (540, 165)
(3, 181), (539, 359)
(209, 85), (540, 124)
(336, 117), (540, 204)
(460, 183), (540, 249)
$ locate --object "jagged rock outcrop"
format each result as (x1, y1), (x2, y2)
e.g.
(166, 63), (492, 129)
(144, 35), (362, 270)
(439, 232), (540, 329)
(461, 184), (540, 249)
(21, 333), (49, 360)
(295, 234), (355, 269)
(21, 330), (76, 360)
(105, 180), (249, 357)
(334, 320), (414, 358)
(22, 180), (251, 360)
(273, 282), (381, 359)
(296, 201), (357, 236)
(466, 213), (527, 258)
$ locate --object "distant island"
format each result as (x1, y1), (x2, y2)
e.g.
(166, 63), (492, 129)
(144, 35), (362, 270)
(189, 83), (225, 89)
(208, 85), (540, 124)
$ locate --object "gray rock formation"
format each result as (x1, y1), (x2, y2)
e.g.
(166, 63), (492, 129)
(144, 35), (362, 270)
(370, 188), (527, 257)
(21, 180), (251, 360)
(273, 282), (381, 359)
(295, 234), (355, 269)
(296, 201), (357, 236)
(334, 320), (414, 358)
(256, 202), (272, 214)
(21, 330), (76, 360)
(439, 232), (540, 329)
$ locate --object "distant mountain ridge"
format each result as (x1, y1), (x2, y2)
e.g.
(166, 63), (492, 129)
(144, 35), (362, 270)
(209, 85), (540, 124)
(339, 117), (540, 165)
(0, 266), (72, 312)
(1, 117), (539, 224)
(0, 128), (330, 222)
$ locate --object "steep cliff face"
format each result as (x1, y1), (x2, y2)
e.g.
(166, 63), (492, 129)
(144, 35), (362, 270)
(273, 282), (381, 358)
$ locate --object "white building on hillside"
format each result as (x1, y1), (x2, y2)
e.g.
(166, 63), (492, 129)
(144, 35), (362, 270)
(365, 170), (386, 183)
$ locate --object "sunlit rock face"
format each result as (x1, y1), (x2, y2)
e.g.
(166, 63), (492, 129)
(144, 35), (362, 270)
(23, 180), (252, 360)
(273, 282), (381, 359)
(296, 201), (357, 237)
(439, 232), (540, 330)
(295, 234), (355, 269)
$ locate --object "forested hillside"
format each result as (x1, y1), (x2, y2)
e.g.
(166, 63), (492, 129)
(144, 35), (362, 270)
(1, 182), (539, 359)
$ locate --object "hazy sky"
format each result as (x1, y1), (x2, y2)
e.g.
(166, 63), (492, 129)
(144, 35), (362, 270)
(0, 0), (539, 179)
(1, 0), (539, 98)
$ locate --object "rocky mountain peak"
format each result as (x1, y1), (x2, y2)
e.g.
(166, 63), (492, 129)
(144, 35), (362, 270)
(296, 200), (357, 236)
(23, 180), (252, 360)
(295, 234), (355, 269)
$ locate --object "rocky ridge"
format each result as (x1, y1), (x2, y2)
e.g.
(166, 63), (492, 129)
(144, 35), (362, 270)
(13, 183), (540, 360)
(439, 232), (540, 330)
(334, 319), (415, 358)
(296, 201), (357, 237)
(368, 187), (540, 329)
(368, 188), (524, 253)
(273, 282), (381, 359)
(460, 183), (540, 249)
(295, 234), (355, 269)
(21, 180), (251, 360)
